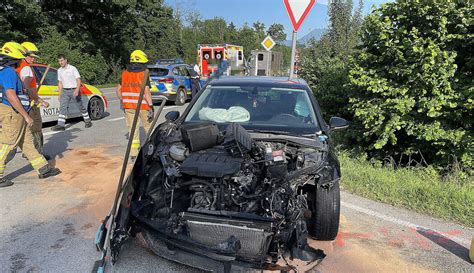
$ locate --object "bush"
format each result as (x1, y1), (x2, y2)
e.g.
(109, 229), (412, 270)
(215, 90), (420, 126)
(348, 1), (473, 170)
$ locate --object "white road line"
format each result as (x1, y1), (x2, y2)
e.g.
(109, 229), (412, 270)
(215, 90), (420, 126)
(107, 117), (125, 122)
(43, 131), (61, 136)
(341, 201), (471, 246)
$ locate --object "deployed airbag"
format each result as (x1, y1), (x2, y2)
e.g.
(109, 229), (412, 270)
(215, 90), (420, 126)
(198, 106), (250, 123)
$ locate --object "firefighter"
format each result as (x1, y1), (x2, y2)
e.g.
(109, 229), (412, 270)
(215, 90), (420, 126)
(116, 50), (153, 162)
(0, 43), (61, 187)
(16, 41), (51, 160)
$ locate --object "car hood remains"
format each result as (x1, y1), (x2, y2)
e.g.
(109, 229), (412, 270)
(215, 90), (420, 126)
(111, 121), (328, 271)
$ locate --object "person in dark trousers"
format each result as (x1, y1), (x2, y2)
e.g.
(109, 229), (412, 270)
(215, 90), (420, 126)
(187, 64), (201, 99)
(51, 54), (92, 131)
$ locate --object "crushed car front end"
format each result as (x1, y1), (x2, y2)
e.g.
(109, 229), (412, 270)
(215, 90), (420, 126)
(107, 77), (345, 272)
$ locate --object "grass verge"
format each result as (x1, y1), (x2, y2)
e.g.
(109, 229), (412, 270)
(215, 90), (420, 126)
(339, 151), (474, 227)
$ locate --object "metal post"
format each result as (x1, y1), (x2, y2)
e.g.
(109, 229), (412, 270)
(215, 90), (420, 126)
(254, 54), (258, 76)
(289, 30), (297, 79)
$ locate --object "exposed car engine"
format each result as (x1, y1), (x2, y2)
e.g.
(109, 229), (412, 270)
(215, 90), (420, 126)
(127, 121), (328, 266)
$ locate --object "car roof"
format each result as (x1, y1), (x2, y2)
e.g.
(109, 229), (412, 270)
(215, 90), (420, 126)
(31, 63), (55, 68)
(209, 76), (309, 89)
(147, 63), (188, 69)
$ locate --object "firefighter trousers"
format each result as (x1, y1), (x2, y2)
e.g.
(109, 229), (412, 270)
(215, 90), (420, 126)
(124, 109), (151, 157)
(0, 104), (48, 178)
(29, 105), (44, 154)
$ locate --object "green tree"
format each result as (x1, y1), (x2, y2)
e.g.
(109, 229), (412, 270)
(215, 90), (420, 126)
(38, 26), (108, 84)
(0, 1), (45, 42)
(348, 1), (473, 169)
(267, 23), (287, 43)
(253, 21), (266, 44)
(300, 0), (363, 121)
(225, 22), (239, 44)
(238, 23), (258, 57)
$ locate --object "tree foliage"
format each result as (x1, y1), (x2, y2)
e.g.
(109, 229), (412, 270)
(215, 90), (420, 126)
(267, 24), (287, 43)
(2, 1), (291, 84)
(348, 1), (473, 169)
(300, 0), (363, 121)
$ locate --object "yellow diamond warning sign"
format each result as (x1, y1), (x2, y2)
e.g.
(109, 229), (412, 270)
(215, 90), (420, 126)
(261, 36), (276, 51)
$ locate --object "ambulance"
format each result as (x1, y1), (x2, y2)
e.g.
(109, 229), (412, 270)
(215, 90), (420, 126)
(197, 44), (246, 78)
(31, 64), (108, 123)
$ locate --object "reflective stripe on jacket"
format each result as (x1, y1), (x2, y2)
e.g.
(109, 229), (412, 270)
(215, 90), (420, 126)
(120, 70), (151, 111)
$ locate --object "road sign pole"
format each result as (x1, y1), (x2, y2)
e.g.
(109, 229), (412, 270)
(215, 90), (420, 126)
(289, 30), (297, 78)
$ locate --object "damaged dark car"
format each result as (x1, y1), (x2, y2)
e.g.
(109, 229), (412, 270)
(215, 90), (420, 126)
(109, 77), (348, 272)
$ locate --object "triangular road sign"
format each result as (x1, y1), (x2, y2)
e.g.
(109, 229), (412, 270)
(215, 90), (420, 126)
(283, 0), (316, 32)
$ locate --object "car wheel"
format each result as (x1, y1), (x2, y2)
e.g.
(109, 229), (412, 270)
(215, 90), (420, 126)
(88, 96), (105, 120)
(309, 180), (340, 240)
(175, 88), (186, 106)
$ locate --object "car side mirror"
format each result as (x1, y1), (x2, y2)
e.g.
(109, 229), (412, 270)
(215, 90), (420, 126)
(165, 111), (180, 122)
(329, 117), (349, 131)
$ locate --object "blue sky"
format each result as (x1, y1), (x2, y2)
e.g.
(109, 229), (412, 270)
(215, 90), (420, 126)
(164, 0), (393, 38)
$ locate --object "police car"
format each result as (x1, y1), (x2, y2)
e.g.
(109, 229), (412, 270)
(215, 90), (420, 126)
(148, 59), (194, 106)
(31, 64), (108, 123)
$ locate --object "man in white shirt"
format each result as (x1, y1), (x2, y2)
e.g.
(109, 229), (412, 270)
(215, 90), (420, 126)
(51, 54), (92, 131)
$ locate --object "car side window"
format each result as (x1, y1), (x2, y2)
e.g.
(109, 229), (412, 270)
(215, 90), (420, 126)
(179, 66), (190, 77)
(32, 66), (58, 86)
(172, 67), (180, 76)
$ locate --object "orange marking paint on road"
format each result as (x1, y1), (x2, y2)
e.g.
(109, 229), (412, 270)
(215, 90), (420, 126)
(335, 231), (371, 247)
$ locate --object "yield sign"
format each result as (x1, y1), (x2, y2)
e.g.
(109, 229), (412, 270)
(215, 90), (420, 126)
(283, 0), (316, 32)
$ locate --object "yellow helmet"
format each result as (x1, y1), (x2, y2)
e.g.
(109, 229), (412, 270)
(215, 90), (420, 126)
(130, 50), (149, 63)
(1, 42), (26, 60)
(21, 41), (39, 58)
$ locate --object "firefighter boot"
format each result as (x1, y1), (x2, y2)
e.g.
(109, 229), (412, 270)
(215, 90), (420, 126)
(38, 165), (62, 179)
(0, 178), (13, 187)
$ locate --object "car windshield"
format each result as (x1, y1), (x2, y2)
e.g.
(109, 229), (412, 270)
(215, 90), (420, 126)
(184, 84), (319, 135)
(149, 68), (169, 77)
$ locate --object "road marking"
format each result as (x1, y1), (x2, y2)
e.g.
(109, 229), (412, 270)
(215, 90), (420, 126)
(43, 131), (61, 136)
(341, 201), (470, 246)
(107, 117), (125, 121)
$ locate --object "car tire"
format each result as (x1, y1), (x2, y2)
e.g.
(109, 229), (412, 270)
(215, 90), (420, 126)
(309, 180), (340, 240)
(88, 96), (105, 120)
(175, 88), (186, 106)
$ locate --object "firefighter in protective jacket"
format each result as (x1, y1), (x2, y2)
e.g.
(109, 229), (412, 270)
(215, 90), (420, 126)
(116, 50), (153, 161)
(0, 42), (60, 188)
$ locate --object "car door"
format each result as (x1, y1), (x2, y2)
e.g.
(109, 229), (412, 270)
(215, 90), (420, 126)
(32, 66), (60, 123)
(179, 66), (192, 96)
(171, 66), (182, 93)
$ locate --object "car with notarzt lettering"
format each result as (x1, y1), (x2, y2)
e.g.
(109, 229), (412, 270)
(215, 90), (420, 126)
(97, 76), (349, 272)
(31, 63), (108, 123)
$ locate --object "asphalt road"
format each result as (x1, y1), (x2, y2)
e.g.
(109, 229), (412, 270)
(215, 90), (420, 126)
(0, 87), (472, 273)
